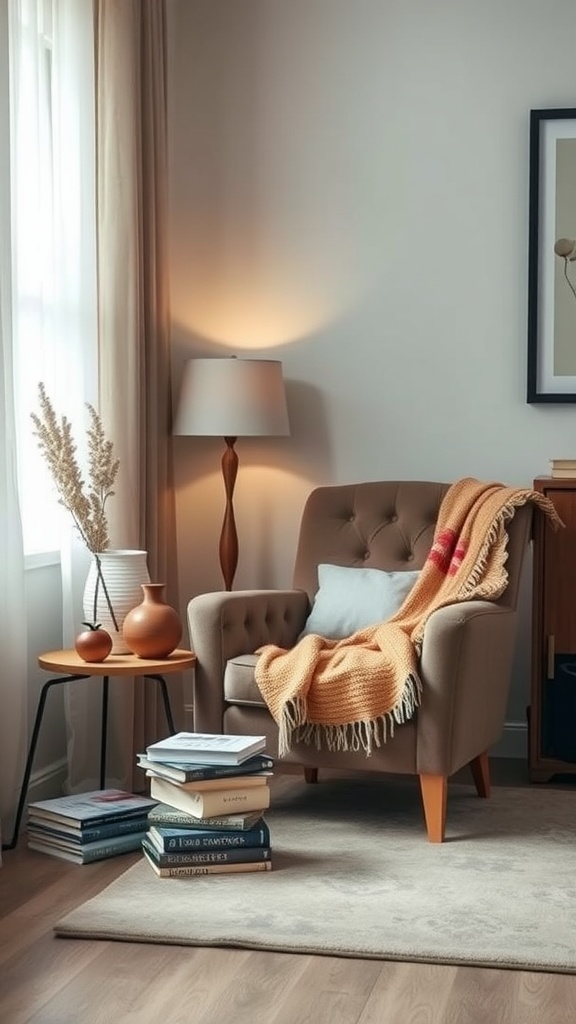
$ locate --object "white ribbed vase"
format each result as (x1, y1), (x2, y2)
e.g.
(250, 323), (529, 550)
(83, 550), (150, 655)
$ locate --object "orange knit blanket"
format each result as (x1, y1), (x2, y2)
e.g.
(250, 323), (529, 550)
(254, 478), (561, 756)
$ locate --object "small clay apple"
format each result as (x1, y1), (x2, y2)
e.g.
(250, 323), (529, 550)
(75, 623), (113, 663)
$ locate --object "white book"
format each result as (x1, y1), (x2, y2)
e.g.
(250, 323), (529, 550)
(149, 775), (271, 819)
(27, 789), (156, 828)
(146, 732), (266, 765)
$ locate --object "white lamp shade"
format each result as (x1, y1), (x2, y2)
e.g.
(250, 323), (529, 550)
(173, 357), (290, 437)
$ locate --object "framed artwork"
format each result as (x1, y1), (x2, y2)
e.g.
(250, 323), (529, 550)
(527, 107), (576, 403)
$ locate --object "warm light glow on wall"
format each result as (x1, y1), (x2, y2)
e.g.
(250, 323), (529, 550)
(176, 463), (313, 539)
(169, 245), (370, 348)
(177, 464), (310, 503)
(172, 290), (337, 349)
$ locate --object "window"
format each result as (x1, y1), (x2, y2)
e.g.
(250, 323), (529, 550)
(9, 0), (97, 557)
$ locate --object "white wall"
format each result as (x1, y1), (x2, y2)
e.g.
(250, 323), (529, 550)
(167, 0), (576, 747)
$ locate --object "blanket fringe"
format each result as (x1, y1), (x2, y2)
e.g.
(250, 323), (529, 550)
(457, 502), (511, 601)
(277, 673), (422, 757)
(454, 489), (560, 604)
(412, 497), (516, 651)
(456, 491), (562, 604)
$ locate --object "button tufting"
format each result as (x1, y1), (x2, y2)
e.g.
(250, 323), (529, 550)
(363, 551), (370, 560)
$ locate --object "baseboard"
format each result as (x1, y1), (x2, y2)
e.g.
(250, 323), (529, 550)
(490, 721), (528, 760)
(183, 701), (194, 730)
(27, 758), (67, 802)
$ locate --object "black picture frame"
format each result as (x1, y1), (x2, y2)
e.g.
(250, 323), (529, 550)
(527, 107), (576, 403)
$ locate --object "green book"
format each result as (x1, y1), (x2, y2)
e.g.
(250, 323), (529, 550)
(147, 819), (270, 853)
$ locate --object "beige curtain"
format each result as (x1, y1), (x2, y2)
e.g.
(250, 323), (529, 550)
(94, 0), (181, 789)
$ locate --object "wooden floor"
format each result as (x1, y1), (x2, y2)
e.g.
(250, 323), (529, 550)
(2, 760), (576, 1024)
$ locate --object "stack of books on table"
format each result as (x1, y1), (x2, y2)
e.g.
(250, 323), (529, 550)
(26, 789), (156, 864)
(550, 459), (576, 478)
(137, 732), (273, 878)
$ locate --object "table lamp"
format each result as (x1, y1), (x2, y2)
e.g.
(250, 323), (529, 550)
(173, 356), (290, 590)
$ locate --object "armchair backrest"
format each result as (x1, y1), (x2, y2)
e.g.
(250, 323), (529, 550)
(292, 480), (532, 610)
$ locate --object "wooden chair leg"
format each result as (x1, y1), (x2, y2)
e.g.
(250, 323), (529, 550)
(469, 750), (490, 798)
(419, 773), (447, 843)
(303, 767), (318, 784)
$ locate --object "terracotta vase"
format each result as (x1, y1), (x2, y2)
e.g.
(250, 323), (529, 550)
(122, 583), (182, 659)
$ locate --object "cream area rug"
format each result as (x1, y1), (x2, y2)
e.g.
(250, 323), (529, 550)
(54, 779), (576, 973)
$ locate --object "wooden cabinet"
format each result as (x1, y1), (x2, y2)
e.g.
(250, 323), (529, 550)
(530, 477), (576, 781)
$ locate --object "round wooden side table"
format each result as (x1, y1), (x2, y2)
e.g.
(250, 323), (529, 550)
(4, 648), (196, 851)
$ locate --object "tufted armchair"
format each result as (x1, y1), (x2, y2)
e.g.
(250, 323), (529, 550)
(187, 480), (533, 842)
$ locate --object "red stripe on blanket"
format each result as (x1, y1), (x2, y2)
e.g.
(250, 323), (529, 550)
(448, 540), (468, 575)
(427, 528), (457, 574)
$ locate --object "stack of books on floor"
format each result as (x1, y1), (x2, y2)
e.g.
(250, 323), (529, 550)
(137, 732), (273, 878)
(550, 459), (576, 478)
(26, 789), (156, 864)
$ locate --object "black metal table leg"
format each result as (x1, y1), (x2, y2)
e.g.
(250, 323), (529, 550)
(2, 673), (85, 852)
(3, 667), (177, 852)
(144, 674), (176, 734)
(100, 676), (110, 788)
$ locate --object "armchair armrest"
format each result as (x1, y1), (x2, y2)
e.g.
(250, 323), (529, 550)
(416, 600), (518, 775)
(187, 589), (309, 733)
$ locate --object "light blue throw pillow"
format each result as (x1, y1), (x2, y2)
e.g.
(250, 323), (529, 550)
(300, 564), (420, 641)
